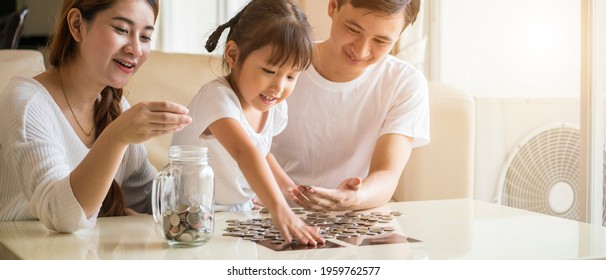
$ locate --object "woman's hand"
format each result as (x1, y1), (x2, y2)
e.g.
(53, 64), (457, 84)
(292, 177), (362, 211)
(108, 101), (191, 145)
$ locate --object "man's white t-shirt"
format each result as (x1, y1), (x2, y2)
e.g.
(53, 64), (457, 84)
(271, 55), (430, 189)
(172, 77), (288, 211)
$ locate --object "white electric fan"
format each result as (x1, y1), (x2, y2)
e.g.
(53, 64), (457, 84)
(496, 123), (605, 225)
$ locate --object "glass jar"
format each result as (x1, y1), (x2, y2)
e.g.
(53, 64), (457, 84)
(152, 145), (215, 247)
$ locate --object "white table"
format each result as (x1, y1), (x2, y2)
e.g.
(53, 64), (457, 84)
(1, 199), (605, 260)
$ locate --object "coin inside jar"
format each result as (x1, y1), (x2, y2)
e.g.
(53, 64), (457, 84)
(169, 213), (181, 226)
(186, 212), (201, 227)
(188, 204), (201, 213)
(162, 215), (171, 232)
(179, 230), (196, 241)
(175, 204), (189, 214)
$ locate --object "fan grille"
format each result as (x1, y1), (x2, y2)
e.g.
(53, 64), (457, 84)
(500, 124), (605, 225)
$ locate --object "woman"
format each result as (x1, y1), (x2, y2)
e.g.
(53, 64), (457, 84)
(0, 0), (191, 232)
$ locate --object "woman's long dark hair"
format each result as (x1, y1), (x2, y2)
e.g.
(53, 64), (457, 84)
(48, 0), (160, 217)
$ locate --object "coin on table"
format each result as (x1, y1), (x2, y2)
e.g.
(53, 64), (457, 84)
(370, 227), (383, 233)
(383, 226), (395, 231)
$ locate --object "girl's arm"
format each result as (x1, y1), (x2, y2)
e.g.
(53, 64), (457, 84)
(208, 118), (291, 211)
(266, 152), (297, 195)
(208, 117), (323, 244)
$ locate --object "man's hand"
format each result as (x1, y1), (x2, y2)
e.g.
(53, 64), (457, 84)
(292, 177), (362, 211)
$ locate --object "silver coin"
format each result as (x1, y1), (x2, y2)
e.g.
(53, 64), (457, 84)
(162, 215), (171, 232)
(390, 211), (404, 216)
(169, 213), (181, 226)
(175, 204), (189, 214)
(179, 230), (196, 242)
(383, 226), (395, 231)
(186, 212), (201, 227)
(188, 204), (201, 213)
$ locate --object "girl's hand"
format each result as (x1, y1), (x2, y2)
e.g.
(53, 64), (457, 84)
(270, 206), (324, 245)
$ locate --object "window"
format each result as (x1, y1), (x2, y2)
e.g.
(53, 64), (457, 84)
(153, 0), (249, 54)
(434, 0), (604, 224)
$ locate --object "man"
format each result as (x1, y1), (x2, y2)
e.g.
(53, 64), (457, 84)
(271, 0), (429, 211)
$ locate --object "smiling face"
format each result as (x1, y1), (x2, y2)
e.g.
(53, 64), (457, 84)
(227, 43), (302, 113)
(74, 0), (155, 89)
(321, 0), (405, 81)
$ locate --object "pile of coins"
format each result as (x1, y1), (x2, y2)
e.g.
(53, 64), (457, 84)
(222, 208), (404, 244)
(162, 204), (212, 243)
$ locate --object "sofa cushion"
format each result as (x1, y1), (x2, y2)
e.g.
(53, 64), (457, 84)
(0, 50), (45, 91)
(394, 82), (475, 201)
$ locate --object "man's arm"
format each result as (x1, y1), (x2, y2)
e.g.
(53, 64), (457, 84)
(355, 133), (413, 209)
(292, 133), (413, 211)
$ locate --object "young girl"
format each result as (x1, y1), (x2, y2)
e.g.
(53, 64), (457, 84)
(171, 0), (323, 245)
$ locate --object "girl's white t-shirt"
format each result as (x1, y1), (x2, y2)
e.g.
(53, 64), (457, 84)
(172, 77), (287, 211)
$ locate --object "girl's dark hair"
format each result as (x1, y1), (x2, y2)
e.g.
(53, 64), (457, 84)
(336, 0), (421, 29)
(205, 0), (313, 73)
(48, 0), (160, 217)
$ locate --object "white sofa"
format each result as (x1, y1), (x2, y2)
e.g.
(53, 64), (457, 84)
(0, 50), (45, 88)
(1, 49), (475, 202)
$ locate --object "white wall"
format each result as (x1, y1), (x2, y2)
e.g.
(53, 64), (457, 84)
(438, 0), (580, 98)
(598, 0), (606, 96)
